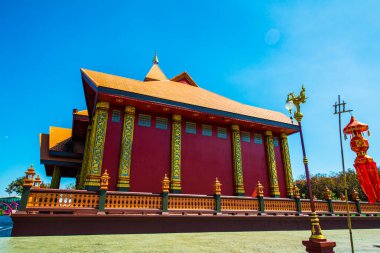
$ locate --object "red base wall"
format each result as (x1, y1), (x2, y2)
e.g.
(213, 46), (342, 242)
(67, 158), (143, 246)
(182, 121), (234, 195)
(130, 112), (171, 193)
(241, 132), (270, 197)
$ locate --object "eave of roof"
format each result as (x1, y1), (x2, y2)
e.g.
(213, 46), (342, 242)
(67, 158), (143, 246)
(81, 68), (298, 131)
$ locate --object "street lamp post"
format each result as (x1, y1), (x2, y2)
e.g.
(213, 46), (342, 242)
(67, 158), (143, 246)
(285, 86), (336, 253)
(333, 95), (354, 253)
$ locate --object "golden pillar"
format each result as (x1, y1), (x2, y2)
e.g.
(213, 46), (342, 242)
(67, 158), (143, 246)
(117, 106), (136, 191)
(231, 125), (245, 196)
(264, 130), (280, 197)
(84, 101), (110, 191)
(280, 133), (294, 198)
(170, 114), (182, 193)
(79, 125), (92, 189)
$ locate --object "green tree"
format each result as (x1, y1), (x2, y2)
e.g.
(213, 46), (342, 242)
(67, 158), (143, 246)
(294, 168), (369, 201)
(5, 177), (24, 196)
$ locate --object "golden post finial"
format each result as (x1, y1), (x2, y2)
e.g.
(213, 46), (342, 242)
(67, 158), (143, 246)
(100, 170), (110, 191)
(162, 174), (170, 193)
(214, 178), (222, 195)
(24, 165), (36, 187)
(351, 189), (360, 201)
(323, 187), (332, 200)
(256, 181), (264, 197)
(293, 185), (300, 198)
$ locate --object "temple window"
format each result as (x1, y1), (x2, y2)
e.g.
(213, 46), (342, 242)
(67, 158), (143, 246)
(273, 137), (279, 147)
(138, 114), (151, 127)
(111, 110), (121, 123)
(254, 133), (263, 144)
(202, 124), (212, 136)
(156, 117), (168, 130)
(217, 127), (227, 139)
(186, 122), (196, 134)
(241, 131), (250, 142)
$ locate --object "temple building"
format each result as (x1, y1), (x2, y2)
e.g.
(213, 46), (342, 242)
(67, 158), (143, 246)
(40, 54), (299, 198)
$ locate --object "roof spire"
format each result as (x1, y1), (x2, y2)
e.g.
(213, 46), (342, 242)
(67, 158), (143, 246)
(153, 51), (159, 64)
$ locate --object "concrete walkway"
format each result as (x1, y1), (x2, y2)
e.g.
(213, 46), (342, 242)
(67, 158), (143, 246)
(1, 229), (380, 252)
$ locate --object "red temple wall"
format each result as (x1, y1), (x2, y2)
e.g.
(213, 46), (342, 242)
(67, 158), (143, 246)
(130, 111), (171, 193)
(181, 120), (234, 195)
(101, 105), (124, 191)
(274, 136), (287, 197)
(241, 132), (270, 197)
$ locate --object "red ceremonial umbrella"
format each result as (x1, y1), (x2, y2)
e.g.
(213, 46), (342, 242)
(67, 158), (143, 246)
(343, 116), (380, 203)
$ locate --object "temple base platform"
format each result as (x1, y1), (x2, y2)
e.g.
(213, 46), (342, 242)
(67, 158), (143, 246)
(11, 214), (380, 236)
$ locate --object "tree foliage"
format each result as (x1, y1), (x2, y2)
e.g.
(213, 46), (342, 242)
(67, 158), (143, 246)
(5, 176), (50, 196)
(294, 168), (377, 201)
(5, 177), (24, 196)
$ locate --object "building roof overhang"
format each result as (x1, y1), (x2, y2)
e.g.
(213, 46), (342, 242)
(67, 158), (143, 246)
(81, 68), (299, 134)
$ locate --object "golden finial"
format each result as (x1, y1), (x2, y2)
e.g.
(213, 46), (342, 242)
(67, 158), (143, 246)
(24, 164), (36, 187)
(214, 178), (222, 195)
(100, 170), (110, 191)
(161, 174), (170, 193)
(293, 185), (300, 198)
(256, 181), (264, 197)
(153, 51), (159, 64)
(352, 189), (360, 201)
(33, 175), (42, 188)
(323, 187), (332, 200)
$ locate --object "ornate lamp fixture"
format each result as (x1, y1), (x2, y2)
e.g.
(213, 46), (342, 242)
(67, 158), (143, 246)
(285, 86), (336, 252)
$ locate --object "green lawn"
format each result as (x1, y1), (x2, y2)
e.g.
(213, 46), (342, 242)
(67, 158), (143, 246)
(1, 229), (379, 253)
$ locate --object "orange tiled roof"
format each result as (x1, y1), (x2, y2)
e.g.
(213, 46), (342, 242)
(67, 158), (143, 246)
(49, 126), (72, 150)
(81, 68), (293, 125)
(144, 64), (167, 81)
(74, 110), (88, 116)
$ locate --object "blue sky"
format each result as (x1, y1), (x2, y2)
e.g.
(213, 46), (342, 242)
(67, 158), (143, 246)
(1, 1), (380, 196)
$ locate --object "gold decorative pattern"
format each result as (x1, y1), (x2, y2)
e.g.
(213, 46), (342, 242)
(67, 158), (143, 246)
(264, 199), (297, 212)
(117, 106), (135, 190)
(264, 131), (280, 197)
(231, 125), (245, 195)
(168, 196), (215, 210)
(105, 194), (162, 209)
(27, 191), (99, 208)
(79, 125), (92, 188)
(84, 101), (109, 188)
(221, 198), (258, 210)
(170, 114), (182, 192)
(280, 133), (294, 197)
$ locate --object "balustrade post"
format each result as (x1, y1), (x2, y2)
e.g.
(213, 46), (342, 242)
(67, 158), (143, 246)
(214, 178), (222, 215)
(256, 181), (265, 215)
(98, 170), (110, 214)
(293, 185), (302, 215)
(18, 165), (36, 212)
(352, 189), (361, 214)
(161, 174), (170, 214)
(324, 187), (334, 215)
